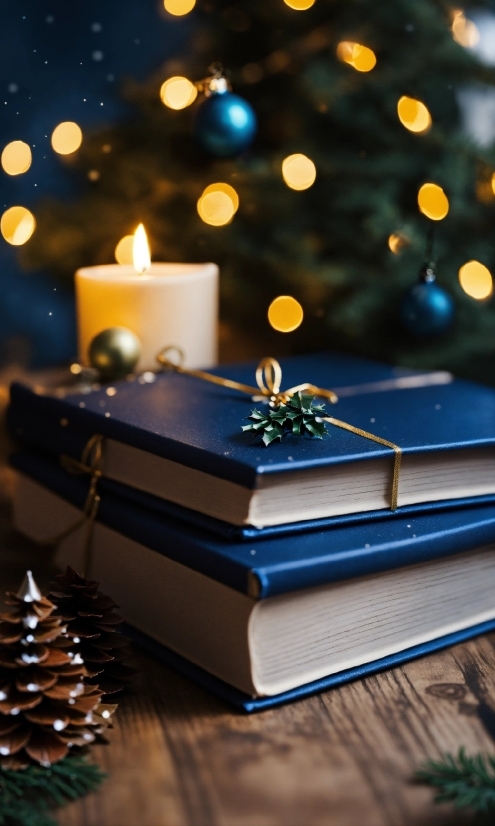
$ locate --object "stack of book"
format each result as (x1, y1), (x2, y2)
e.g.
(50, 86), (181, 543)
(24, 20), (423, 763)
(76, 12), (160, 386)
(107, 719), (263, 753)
(8, 352), (495, 711)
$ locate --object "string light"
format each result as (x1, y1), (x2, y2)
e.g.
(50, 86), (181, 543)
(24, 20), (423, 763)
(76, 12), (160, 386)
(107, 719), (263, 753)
(336, 42), (377, 72)
(417, 183), (449, 221)
(51, 122), (83, 155)
(451, 10), (480, 47)
(1, 206), (36, 245)
(160, 77), (198, 110)
(459, 260), (493, 299)
(1, 141), (32, 175)
(197, 183), (239, 226)
(115, 235), (134, 265)
(397, 97), (432, 134)
(268, 296), (304, 332)
(282, 154), (316, 190)
(283, 0), (316, 9)
(163, 0), (196, 15)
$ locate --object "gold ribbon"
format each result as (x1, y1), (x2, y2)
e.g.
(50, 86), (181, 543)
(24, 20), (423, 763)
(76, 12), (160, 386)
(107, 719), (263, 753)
(40, 434), (104, 577)
(157, 347), (402, 511)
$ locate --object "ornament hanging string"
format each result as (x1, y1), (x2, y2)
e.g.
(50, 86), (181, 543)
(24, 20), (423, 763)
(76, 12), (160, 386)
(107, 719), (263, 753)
(38, 433), (104, 577)
(156, 347), (403, 510)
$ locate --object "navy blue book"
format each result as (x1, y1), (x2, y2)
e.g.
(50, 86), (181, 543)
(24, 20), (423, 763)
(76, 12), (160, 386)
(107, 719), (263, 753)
(11, 448), (495, 711)
(8, 352), (495, 536)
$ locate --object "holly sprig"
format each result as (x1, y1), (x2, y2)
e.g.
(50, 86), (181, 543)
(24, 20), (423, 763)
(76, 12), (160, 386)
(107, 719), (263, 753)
(242, 392), (328, 446)
(416, 748), (495, 813)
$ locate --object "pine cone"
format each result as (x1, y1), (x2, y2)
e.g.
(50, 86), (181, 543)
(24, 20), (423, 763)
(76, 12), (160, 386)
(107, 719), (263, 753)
(50, 567), (136, 697)
(0, 571), (116, 770)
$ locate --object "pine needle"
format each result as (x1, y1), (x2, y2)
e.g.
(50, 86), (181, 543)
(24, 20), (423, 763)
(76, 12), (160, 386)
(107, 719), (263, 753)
(0, 756), (106, 826)
(416, 747), (495, 813)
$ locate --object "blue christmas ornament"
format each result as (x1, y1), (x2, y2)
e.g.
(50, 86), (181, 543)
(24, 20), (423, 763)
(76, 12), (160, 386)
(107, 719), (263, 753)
(400, 263), (454, 337)
(195, 77), (257, 157)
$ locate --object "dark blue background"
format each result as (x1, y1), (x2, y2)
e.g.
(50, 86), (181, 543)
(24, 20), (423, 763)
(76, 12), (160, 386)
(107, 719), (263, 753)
(0, 0), (188, 366)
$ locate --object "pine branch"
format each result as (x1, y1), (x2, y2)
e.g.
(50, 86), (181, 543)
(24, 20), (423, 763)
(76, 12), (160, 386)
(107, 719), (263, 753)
(0, 756), (105, 826)
(242, 392), (327, 446)
(416, 748), (495, 813)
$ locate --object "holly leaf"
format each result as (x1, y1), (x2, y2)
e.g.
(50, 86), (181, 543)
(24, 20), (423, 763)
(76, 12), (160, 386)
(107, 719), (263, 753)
(242, 392), (329, 445)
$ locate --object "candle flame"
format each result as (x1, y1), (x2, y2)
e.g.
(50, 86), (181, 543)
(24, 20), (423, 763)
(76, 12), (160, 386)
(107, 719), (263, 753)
(133, 224), (151, 274)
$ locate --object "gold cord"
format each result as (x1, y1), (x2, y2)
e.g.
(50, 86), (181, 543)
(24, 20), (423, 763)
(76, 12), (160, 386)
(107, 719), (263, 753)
(324, 418), (402, 511)
(39, 434), (104, 577)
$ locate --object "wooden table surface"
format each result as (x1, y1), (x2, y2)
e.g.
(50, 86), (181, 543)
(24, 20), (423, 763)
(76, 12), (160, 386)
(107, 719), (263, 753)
(0, 417), (493, 825)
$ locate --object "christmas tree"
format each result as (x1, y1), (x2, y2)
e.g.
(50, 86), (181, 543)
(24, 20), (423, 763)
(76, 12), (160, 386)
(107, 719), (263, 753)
(20, 0), (495, 382)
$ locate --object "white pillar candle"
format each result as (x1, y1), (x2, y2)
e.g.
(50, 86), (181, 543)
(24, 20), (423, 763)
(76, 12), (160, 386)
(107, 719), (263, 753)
(75, 262), (218, 372)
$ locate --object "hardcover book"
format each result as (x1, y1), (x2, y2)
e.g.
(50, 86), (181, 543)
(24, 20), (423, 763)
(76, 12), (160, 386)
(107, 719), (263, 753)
(11, 450), (495, 711)
(8, 352), (495, 530)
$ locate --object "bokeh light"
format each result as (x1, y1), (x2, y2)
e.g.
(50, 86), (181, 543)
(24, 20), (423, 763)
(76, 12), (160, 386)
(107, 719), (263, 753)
(397, 96), (432, 134)
(115, 235), (135, 265)
(268, 296), (304, 332)
(459, 260), (493, 299)
(160, 76), (198, 110)
(282, 154), (316, 190)
(336, 42), (377, 72)
(452, 10), (480, 47)
(51, 121), (83, 155)
(197, 183), (239, 226)
(283, 0), (316, 9)
(417, 183), (449, 220)
(1, 206), (36, 245)
(164, 0), (196, 15)
(1, 141), (32, 176)
(388, 233), (409, 254)
(202, 183), (239, 212)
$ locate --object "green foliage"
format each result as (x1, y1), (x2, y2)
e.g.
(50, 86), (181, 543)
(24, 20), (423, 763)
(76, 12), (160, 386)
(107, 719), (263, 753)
(416, 747), (495, 813)
(0, 756), (105, 826)
(21, 0), (495, 382)
(242, 391), (327, 444)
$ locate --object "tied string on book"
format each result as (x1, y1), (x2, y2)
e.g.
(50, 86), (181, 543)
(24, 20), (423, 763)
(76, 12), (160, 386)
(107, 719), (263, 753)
(39, 433), (104, 577)
(156, 347), (403, 511)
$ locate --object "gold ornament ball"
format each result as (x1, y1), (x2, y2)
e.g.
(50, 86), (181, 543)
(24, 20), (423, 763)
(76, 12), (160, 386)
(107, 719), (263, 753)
(88, 327), (141, 380)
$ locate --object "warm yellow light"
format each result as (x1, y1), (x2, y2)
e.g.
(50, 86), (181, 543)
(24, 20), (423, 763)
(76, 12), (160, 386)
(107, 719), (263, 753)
(202, 183), (239, 213)
(160, 76), (198, 110)
(397, 96), (432, 134)
(115, 235), (135, 265)
(133, 224), (151, 274)
(197, 184), (237, 227)
(51, 121), (83, 155)
(282, 154), (316, 191)
(268, 296), (304, 332)
(1, 206), (36, 245)
(459, 260), (493, 299)
(164, 0), (196, 15)
(388, 233), (409, 254)
(1, 141), (32, 176)
(452, 10), (480, 47)
(283, 0), (316, 9)
(417, 183), (449, 221)
(491, 172), (495, 195)
(336, 41), (377, 72)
